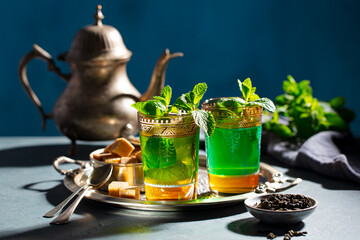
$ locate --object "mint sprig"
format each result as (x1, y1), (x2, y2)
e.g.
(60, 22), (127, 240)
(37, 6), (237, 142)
(173, 83), (215, 136)
(217, 78), (275, 117)
(238, 78), (275, 111)
(264, 75), (355, 140)
(173, 83), (207, 111)
(132, 83), (215, 136)
(132, 85), (173, 116)
(131, 100), (167, 116)
(191, 110), (215, 136)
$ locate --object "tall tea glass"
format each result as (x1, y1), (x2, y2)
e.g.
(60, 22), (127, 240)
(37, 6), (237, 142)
(138, 112), (200, 201)
(202, 98), (262, 193)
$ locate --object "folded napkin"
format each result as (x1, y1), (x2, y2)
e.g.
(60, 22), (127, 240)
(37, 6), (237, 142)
(263, 130), (360, 184)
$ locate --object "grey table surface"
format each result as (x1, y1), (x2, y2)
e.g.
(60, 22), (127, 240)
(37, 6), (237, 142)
(0, 136), (359, 240)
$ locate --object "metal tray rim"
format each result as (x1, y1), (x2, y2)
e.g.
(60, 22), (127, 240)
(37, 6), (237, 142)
(63, 160), (297, 211)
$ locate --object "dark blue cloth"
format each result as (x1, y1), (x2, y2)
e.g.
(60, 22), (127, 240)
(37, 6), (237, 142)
(263, 131), (360, 184)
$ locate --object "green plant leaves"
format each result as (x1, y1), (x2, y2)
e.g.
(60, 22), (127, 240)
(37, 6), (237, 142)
(191, 109), (215, 136)
(216, 98), (244, 116)
(330, 96), (345, 109)
(264, 75), (355, 140)
(171, 83), (215, 136)
(173, 95), (192, 111)
(193, 82), (207, 105)
(145, 162), (191, 183)
(161, 85), (172, 106)
(153, 96), (167, 108)
(219, 78), (275, 117)
(173, 83), (208, 111)
(143, 137), (176, 169)
(248, 98), (276, 113)
(132, 85), (173, 116)
(217, 98), (245, 108)
(271, 124), (293, 138)
(132, 100), (166, 116)
(132, 82), (215, 137)
(249, 93), (260, 101)
(238, 78), (252, 103)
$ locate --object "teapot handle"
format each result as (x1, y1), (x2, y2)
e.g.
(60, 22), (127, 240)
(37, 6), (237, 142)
(18, 44), (71, 131)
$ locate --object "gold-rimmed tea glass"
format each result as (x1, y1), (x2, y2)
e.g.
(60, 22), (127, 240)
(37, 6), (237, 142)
(138, 112), (200, 201)
(202, 98), (262, 193)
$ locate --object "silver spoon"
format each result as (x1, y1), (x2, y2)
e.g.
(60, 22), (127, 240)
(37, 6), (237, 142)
(44, 181), (91, 218)
(49, 164), (113, 225)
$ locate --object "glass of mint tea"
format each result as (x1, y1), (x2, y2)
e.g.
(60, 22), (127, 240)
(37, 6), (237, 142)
(202, 99), (262, 193)
(138, 112), (200, 200)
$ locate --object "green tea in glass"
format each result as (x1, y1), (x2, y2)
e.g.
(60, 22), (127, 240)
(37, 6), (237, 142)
(202, 78), (275, 193)
(138, 112), (199, 200)
(132, 83), (215, 200)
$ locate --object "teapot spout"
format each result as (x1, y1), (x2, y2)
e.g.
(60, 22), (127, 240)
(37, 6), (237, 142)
(139, 49), (183, 102)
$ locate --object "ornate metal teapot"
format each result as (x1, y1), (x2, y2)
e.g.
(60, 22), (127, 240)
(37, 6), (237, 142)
(19, 5), (182, 151)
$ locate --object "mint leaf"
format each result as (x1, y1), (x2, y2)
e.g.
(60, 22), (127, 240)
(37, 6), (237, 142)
(182, 92), (195, 105)
(132, 100), (166, 116)
(153, 96), (167, 108)
(249, 93), (260, 101)
(324, 112), (348, 131)
(329, 96), (345, 109)
(242, 78), (252, 100)
(216, 98), (244, 117)
(131, 102), (147, 113)
(251, 87), (256, 95)
(173, 96), (192, 112)
(298, 80), (312, 96)
(283, 75), (300, 96)
(191, 109), (215, 136)
(193, 83), (207, 105)
(272, 124), (293, 138)
(145, 100), (166, 115)
(160, 85), (172, 106)
(169, 105), (179, 114)
(158, 138), (177, 168)
(143, 138), (177, 169)
(238, 79), (243, 93)
(266, 75), (355, 140)
(145, 162), (191, 183)
(248, 98), (276, 112)
(275, 94), (291, 106)
(217, 98), (244, 109)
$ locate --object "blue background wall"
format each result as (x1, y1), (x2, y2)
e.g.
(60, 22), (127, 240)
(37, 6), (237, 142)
(1, 0), (359, 137)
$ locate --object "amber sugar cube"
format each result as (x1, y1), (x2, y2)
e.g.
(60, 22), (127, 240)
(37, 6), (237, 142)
(104, 138), (135, 157)
(120, 186), (140, 200)
(108, 181), (129, 197)
(104, 157), (122, 164)
(120, 156), (138, 164)
(92, 152), (114, 161)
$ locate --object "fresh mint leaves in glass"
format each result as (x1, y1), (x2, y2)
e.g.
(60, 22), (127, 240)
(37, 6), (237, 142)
(202, 78), (275, 194)
(132, 84), (214, 201)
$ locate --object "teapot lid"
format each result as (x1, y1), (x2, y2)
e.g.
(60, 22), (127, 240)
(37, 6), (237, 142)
(65, 5), (132, 62)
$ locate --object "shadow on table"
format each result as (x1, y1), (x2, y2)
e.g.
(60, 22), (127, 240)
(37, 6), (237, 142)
(1, 143), (358, 239)
(1, 180), (248, 240)
(227, 217), (306, 238)
(0, 144), (106, 167)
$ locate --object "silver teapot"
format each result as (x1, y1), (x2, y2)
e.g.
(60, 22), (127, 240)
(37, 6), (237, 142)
(19, 5), (182, 152)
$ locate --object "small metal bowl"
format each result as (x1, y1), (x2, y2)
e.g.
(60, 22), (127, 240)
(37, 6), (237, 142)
(89, 148), (144, 192)
(244, 194), (318, 225)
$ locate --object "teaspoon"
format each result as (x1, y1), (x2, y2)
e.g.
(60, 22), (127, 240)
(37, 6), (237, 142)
(49, 164), (113, 225)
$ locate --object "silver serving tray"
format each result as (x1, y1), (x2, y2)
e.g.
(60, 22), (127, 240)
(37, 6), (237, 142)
(61, 155), (302, 211)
